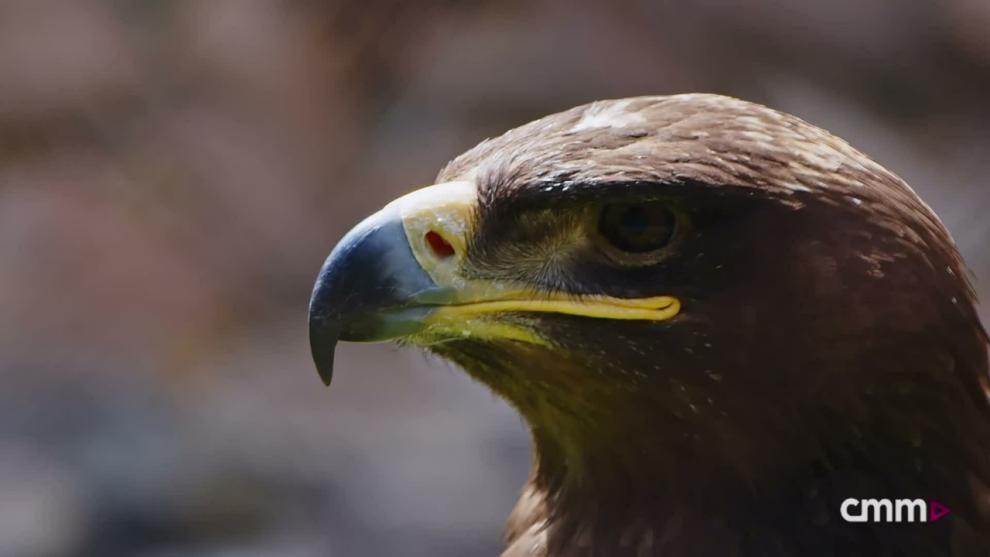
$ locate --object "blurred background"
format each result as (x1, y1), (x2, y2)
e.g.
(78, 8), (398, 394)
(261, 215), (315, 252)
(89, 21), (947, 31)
(1, 1), (988, 555)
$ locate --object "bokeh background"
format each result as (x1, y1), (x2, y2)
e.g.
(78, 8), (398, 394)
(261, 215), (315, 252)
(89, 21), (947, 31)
(2, 1), (989, 555)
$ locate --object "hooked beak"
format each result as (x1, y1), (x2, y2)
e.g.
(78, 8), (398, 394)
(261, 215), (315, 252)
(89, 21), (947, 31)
(308, 181), (680, 386)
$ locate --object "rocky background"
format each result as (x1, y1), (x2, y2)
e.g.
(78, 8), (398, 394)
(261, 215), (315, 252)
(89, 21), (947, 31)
(1, 1), (988, 555)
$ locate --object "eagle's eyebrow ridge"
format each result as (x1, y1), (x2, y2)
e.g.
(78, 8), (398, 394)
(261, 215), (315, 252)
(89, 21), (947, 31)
(477, 178), (739, 222)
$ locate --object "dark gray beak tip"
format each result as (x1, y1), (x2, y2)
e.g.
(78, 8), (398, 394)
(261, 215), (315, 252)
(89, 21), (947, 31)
(309, 260), (341, 387)
(313, 342), (336, 387)
(309, 312), (338, 387)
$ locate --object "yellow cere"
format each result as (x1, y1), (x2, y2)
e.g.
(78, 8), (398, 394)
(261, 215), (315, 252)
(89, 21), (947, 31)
(391, 180), (477, 287)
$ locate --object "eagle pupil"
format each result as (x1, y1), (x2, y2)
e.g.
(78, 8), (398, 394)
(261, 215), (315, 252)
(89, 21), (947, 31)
(599, 203), (675, 253)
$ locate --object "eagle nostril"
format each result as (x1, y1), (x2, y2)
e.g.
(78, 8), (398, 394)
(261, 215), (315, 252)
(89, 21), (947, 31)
(425, 230), (455, 259)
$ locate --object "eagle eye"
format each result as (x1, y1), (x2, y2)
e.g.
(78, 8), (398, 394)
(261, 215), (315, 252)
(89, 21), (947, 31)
(598, 203), (676, 255)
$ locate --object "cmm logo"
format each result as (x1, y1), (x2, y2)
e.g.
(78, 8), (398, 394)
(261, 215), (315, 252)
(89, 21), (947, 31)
(840, 498), (951, 523)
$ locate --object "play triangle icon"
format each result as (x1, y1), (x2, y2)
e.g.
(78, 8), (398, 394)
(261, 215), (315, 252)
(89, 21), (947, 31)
(928, 500), (951, 522)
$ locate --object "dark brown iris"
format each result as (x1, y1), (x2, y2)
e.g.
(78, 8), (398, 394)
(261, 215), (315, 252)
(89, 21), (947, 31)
(598, 203), (676, 254)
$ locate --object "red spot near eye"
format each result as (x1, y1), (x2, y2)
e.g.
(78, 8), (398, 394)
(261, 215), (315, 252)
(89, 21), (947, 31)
(425, 230), (455, 258)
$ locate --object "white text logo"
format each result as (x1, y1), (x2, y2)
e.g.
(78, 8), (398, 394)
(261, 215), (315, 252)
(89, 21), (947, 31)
(840, 498), (950, 523)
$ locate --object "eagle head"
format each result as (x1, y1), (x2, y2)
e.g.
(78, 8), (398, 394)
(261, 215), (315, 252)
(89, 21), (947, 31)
(309, 95), (990, 555)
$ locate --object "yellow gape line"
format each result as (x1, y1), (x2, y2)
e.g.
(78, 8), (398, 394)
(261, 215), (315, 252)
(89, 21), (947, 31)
(434, 295), (681, 321)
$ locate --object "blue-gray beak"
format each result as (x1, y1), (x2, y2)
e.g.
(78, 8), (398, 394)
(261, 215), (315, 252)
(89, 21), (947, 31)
(308, 204), (441, 386)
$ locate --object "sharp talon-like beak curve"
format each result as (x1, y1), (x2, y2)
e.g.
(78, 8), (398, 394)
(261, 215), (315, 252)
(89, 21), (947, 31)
(307, 202), (443, 385)
(308, 180), (682, 386)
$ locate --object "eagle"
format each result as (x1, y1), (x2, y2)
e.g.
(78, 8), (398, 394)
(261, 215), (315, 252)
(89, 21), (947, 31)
(308, 94), (990, 556)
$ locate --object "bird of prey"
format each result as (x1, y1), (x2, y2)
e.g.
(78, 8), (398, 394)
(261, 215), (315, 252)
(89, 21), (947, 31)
(308, 94), (990, 556)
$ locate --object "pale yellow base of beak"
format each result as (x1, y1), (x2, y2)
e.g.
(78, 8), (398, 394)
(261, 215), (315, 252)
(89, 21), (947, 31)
(412, 295), (681, 347)
(435, 295), (680, 321)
